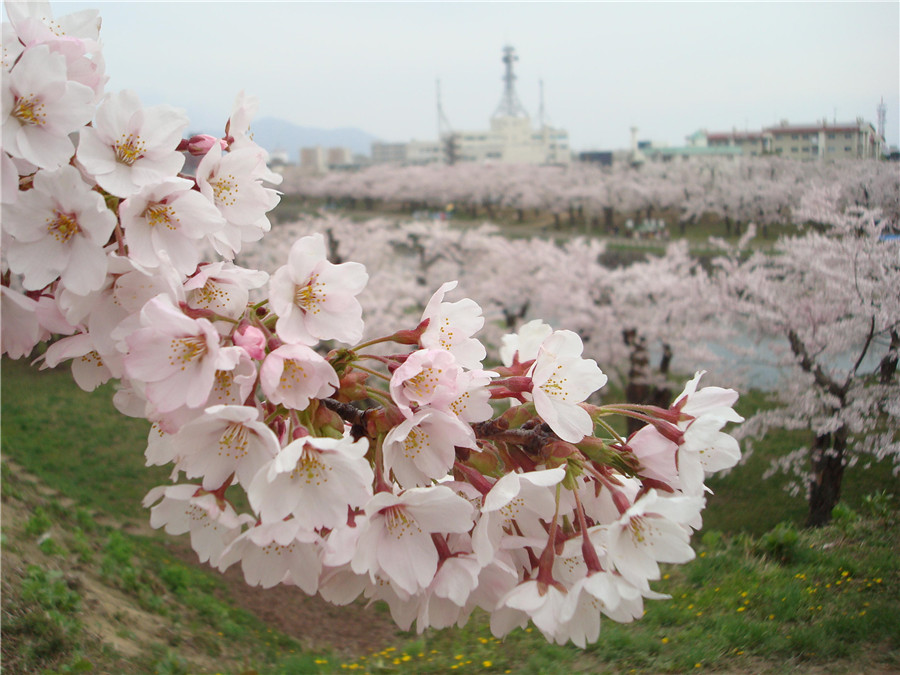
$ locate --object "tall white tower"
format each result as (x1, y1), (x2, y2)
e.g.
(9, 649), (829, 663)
(877, 97), (887, 140)
(492, 46), (529, 119)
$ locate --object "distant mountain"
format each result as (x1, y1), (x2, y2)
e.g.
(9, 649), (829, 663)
(249, 117), (378, 162)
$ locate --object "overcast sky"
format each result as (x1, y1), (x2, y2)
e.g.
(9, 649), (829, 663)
(20, 2), (900, 151)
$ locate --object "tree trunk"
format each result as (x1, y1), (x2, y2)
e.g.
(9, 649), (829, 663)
(604, 207), (614, 233)
(649, 343), (673, 409)
(806, 427), (847, 527)
(623, 329), (650, 436)
(879, 330), (899, 384)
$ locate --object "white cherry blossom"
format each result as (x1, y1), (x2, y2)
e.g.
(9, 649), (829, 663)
(351, 485), (475, 595)
(527, 329), (608, 443)
(500, 319), (553, 367)
(383, 409), (475, 488)
(143, 484), (250, 566)
(118, 177), (226, 275)
(196, 141), (280, 256)
(42, 331), (112, 392)
(472, 467), (566, 566)
(419, 280), (486, 369)
(76, 89), (188, 197)
(598, 489), (703, 588)
(268, 233), (368, 345)
(1, 44), (94, 169)
(218, 519), (321, 593)
(0, 286), (43, 358)
(494, 580), (568, 643)
(184, 262), (268, 322)
(170, 404), (280, 490)
(248, 432), (373, 529)
(673, 371), (744, 495)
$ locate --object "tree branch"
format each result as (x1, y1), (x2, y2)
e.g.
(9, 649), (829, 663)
(847, 315), (876, 385)
(787, 329), (846, 401)
(321, 398), (368, 427)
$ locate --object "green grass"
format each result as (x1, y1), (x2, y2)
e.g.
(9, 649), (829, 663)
(2, 356), (898, 673)
(1, 357), (167, 521)
(1, 456), (333, 674)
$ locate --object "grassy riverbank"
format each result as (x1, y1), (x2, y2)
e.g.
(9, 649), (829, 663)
(2, 357), (898, 673)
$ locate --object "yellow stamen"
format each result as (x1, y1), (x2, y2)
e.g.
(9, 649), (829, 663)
(143, 203), (178, 229)
(12, 94), (46, 126)
(115, 133), (146, 165)
(46, 210), (81, 243)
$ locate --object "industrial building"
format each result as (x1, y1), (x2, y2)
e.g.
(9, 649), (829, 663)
(371, 46), (570, 166)
(704, 119), (885, 160)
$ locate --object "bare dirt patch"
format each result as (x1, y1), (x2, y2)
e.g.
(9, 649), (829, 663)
(161, 535), (405, 657)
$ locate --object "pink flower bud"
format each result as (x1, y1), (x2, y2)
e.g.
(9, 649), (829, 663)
(179, 134), (227, 156)
(233, 325), (266, 360)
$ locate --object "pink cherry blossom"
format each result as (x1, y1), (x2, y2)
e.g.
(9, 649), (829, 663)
(259, 343), (339, 411)
(7, 6), (106, 99)
(389, 348), (463, 417)
(123, 295), (235, 413)
(233, 324), (266, 360)
(3, 164), (116, 294)
(4, 2), (102, 44)
(268, 233), (368, 345)
(627, 424), (680, 488)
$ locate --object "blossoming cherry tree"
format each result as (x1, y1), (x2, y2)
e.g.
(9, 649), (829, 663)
(1, 1), (744, 646)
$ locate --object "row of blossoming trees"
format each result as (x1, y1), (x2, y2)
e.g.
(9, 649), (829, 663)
(2, 2), (752, 646)
(279, 158), (900, 232)
(243, 185), (900, 528)
(1, 1), (897, 647)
